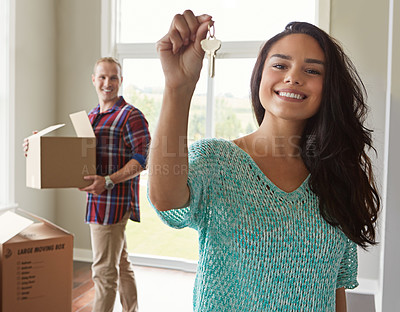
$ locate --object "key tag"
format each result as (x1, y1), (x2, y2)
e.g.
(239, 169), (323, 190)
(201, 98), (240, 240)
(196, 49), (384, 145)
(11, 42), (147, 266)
(201, 23), (222, 78)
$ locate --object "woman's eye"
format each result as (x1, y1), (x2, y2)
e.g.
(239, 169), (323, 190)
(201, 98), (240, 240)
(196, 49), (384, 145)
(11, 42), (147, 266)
(306, 69), (321, 75)
(273, 64), (286, 70)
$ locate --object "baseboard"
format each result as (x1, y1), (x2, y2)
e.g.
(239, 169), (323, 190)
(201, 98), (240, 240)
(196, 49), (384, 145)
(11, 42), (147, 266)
(130, 253), (197, 273)
(73, 248), (197, 273)
(73, 248), (93, 262)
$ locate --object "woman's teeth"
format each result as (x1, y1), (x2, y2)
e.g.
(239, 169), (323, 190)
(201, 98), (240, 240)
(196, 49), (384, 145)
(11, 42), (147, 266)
(278, 92), (304, 100)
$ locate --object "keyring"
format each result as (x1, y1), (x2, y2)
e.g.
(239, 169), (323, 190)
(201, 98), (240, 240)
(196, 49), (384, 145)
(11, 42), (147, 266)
(208, 23), (215, 38)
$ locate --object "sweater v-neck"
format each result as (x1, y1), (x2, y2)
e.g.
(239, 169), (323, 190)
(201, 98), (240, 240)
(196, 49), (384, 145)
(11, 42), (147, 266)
(222, 138), (311, 201)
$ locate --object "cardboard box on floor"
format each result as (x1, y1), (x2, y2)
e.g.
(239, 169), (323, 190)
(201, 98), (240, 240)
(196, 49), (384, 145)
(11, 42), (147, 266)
(26, 110), (96, 189)
(0, 209), (74, 312)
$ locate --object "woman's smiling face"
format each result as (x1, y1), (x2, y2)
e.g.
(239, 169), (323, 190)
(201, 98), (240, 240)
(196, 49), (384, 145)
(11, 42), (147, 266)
(259, 33), (325, 124)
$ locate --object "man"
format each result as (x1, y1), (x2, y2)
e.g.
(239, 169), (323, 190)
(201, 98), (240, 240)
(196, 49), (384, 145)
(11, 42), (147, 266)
(79, 56), (150, 311)
(23, 56), (149, 310)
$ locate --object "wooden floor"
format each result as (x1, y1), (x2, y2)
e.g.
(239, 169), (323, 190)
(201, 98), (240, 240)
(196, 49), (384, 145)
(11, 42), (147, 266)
(71, 260), (196, 311)
(72, 261), (95, 312)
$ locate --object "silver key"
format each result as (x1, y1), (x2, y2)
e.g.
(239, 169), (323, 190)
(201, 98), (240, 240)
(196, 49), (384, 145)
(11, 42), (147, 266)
(201, 24), (221, 78)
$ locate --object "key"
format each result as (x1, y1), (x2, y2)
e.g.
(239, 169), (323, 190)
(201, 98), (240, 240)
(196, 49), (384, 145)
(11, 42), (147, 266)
(201, 38), (221, 78)
(201, 24), (221, 78)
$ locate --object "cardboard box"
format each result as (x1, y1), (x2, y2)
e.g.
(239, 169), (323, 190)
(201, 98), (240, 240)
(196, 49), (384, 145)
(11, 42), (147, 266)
(0, 209), (74, 312)
(26, 110), (96, 189)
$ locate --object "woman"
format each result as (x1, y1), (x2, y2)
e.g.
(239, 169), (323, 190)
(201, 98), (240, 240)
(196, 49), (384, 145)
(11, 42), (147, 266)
(148, 10), (380, 311)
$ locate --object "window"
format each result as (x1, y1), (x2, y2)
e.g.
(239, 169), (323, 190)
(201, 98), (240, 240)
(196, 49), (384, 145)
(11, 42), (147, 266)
(0, 0), (14, 209)
(103, 0), (324, 264)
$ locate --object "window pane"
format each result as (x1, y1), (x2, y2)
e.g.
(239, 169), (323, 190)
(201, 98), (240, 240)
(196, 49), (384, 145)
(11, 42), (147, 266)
(126, 174), (199, 261)
(188, 61), (208, 146)
(121, 58), (207, 142)
(214, 58), (258, 140)
(122, 59), (203, 260)
(122, 59), (164, 135)
(119, 0), (316, 43)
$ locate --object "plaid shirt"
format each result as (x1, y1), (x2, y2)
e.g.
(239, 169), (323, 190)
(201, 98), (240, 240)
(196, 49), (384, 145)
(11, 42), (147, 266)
(86, 96), (150, 224)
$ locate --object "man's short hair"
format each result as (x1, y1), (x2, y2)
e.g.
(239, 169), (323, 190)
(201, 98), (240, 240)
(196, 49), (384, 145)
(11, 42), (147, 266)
(93, 56), (122, 74)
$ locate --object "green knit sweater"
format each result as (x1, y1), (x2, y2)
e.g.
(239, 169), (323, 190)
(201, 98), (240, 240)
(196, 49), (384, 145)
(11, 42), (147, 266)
(151, 138), (358, 311)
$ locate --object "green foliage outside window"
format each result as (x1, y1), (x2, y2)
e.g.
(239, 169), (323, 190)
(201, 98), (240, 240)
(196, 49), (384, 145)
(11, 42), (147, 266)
(124, 84), (257, 142)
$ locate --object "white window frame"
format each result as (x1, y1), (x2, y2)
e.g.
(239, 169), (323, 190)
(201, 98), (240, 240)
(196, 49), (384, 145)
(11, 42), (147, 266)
(0, 0), (16, 211)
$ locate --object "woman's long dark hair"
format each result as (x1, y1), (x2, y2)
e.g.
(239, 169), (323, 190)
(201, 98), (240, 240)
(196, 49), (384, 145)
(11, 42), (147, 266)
(250, 22), (380, 248)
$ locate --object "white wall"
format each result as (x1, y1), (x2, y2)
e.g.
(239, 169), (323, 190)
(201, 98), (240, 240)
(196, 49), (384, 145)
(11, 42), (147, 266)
(54, 0), (101, 250)
(330, 0), (389, 283)
(13, 0), (101, 249)
(14, 0), (57, 220)
(380, 0), (400, 310)
(331, 0), (400, 309)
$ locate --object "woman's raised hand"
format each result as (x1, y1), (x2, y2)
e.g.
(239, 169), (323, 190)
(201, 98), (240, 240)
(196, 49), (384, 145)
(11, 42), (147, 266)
(149, 11), (212, 211)
(156, 10), (212, 89)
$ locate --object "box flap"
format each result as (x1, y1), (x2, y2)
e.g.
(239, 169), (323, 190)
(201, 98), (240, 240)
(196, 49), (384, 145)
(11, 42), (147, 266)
(0, 211), (34, 244)
(70, 110), (95, 138)
(26, 124), (65, 138)
(17, 208), (73, 236)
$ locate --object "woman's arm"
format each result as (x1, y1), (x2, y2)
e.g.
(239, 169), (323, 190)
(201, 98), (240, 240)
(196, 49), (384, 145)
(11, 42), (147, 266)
(336, 287), (347, 312)
(148, 10), (212, 211)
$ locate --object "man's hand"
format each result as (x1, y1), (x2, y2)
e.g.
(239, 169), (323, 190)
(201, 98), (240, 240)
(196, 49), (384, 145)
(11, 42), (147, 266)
(23, 131), (38, 157)
(23, 138), (29, 157)
(79, 175), (106, 195)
